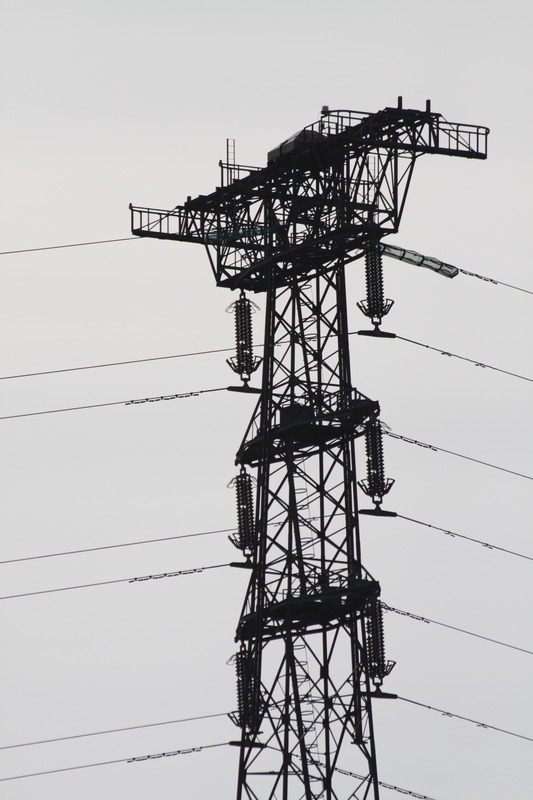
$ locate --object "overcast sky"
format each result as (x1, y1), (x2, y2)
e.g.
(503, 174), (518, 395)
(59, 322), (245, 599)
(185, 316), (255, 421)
(1, 1), (531, 798)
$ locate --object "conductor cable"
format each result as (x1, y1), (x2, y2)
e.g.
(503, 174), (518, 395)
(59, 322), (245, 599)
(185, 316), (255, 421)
(384, 429), (533, 482)
(0, 711), (233, 752)
(0, 741), (230, 783)
(397, 696), (533, 743)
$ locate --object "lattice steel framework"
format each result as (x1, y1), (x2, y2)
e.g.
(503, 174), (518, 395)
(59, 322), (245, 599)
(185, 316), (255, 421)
(130, 99), (488, 799)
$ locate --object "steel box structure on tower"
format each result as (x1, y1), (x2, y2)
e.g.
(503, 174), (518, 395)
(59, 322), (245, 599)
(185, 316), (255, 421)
(130, 101), (488, 800)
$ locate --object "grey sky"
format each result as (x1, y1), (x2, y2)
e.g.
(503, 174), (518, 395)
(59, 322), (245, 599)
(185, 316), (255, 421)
(1, 1), (531, 798)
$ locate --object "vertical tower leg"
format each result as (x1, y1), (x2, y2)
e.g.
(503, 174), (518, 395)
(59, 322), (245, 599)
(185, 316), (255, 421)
(233, 263), (385, 799)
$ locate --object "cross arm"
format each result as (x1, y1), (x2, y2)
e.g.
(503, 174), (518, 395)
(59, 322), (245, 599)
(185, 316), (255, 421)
(339, 108), (489, 159)
(129, 203), (219, 245)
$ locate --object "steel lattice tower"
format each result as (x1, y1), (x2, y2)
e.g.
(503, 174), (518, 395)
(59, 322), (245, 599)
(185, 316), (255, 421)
(130, 99), (488, 799)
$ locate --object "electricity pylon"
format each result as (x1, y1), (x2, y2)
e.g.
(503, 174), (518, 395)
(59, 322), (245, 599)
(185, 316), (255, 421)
(130, 99), (488, 799)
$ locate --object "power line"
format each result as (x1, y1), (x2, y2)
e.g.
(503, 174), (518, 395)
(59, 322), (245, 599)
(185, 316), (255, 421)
(0, 741), (230, 783)
(0, 346), (235, 382)
(0, 387), (227, 421)
(0, 739), (440, 797)
(0, 562), (231, 601)
(2, 394), (531, 465)
(382, 602), (533, 656)
(457, 267), (533, 296)
(0, 513), (336, 567)
(2, 323), (529, 387)
(0, 711), (232, 752)
(335, 767), (439, 800)
(382, 242), (533, 296)
(0, 526), (234, 565)
(0, 511), (339, 567)
(272, 746), (439, 800)
(4, 563), (530, 658)
(398, 696), (533, 743)
(2, 232), (532, 297)
(384, 429), (533, 482)
(396, 334), (533, 384)
(397, 514), (533, 562)
(0, 237), (137, 256)
(3, 510), (530, 569)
